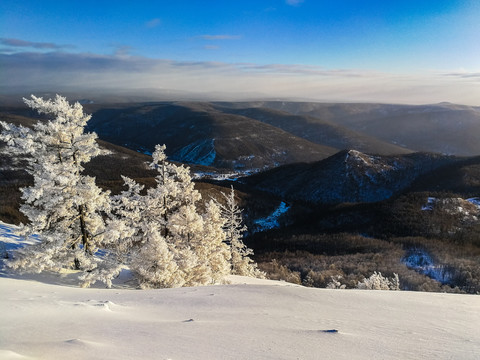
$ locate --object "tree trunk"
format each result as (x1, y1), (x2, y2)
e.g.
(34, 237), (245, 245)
(78, 204), (90, 253)
(74, 204), (90, 270)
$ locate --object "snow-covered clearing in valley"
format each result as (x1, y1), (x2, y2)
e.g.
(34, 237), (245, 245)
(1, 221), (480, 360)
(253, 201), (290, 233)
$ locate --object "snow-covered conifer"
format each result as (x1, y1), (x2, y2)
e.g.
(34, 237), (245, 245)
(357, 272), (400, 290)
(81, 176), (144, 288)
(129, 144), (227, 288)
(202, 200), (231, 283)
(217, 186), (264, 277)
(168, 202), (206, 286)
(326, 275), (346, 289)
(107, 176), (145, 258)
(0, 95), (111, 281)
(145, 145), (197, 237)
(130, 222), (184, 288)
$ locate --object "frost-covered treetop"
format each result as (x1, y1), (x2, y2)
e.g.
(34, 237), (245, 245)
(1, 95), (102, 171)
(24, 94), (90, 125)
(152, 144), (167, 165)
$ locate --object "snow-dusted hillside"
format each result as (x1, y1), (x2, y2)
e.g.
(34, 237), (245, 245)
(1, 222), (479, 360)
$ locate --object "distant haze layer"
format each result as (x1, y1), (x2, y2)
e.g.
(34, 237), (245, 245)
(1, 52), (479, 106)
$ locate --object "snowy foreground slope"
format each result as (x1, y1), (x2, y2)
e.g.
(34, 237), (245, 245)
(1, 219), (480, 360)
(1, 275), (479, 360)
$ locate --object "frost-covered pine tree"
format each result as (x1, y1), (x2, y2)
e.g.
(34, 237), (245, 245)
(132, 145), (198, 287)
(130, 222), (185, 289)
(0, 95), (111, 280)
(143, 144), (193, 238)
(168, 201), (207, 286)
(217, 186), (263, 277)
(112, 167), (186, 288)
(172, 199), (232, 286)
(81, 176), (143, 287)
(129, 144), (230, 288)
(357, 272), (400, 290)
(201, 200), (232, 283)
(106, 176), (145, 258)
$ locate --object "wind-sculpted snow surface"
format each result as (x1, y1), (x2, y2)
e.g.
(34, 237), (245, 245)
(1, 221), (480, 359)
(1, 275), (479, 360)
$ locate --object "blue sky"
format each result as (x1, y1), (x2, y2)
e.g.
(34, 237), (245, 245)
(1, 0), (479, 104)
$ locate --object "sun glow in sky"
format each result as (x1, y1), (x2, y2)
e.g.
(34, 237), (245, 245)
(1, 0), (479, 104)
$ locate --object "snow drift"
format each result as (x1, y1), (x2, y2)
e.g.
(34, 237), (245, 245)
(1, 273), (479, 360)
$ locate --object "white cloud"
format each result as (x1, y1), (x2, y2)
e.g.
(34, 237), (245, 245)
(0, 52), (478, 105)
(442, 71), (480, 80)
(197, 35), (241, 40)
(204, 45), (220, 50)
(286, 0), (304, 6)
(0, 38), (72, 50)
(113, 45), (134, 56)
(145, 18), (161, 28)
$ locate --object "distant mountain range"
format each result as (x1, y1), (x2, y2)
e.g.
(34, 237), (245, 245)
(83, 101), (480, 172)
(219, 101), (480, 156)
(86, 102), (338, 170)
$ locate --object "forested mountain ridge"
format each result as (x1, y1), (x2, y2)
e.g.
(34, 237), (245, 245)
(244, 150), (460, 204)
(86, 102), (338, 170)
(217, 101), (480, 156)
